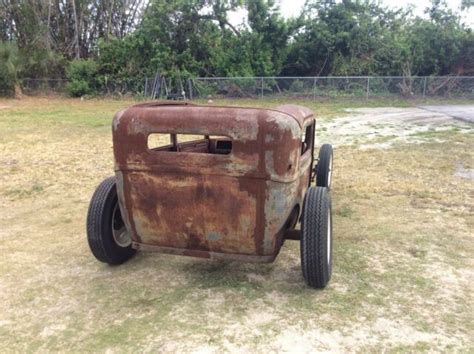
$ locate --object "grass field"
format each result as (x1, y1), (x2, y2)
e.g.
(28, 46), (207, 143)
(0, 97), (473, 352)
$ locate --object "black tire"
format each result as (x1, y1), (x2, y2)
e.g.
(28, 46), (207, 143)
(301, 186), (332, 288)
(86, 177), (136, 265)
(316, 144), (333, 189)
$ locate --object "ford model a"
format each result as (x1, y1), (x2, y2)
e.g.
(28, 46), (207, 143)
(87, 102), (334, 288)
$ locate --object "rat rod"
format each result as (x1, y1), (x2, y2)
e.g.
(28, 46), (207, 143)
(87, 102), (334, 288)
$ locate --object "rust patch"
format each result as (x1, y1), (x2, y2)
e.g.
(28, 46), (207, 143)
(112, 101), (316, 261)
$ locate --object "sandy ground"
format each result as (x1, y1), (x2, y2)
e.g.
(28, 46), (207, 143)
(318, 106), (474, 181)
(319, 106), (473, 149)
(420, 105), (474, 123)
(0, 99), (473, 352)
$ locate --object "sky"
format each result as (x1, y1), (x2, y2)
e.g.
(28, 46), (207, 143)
(229, 0), (473, 27)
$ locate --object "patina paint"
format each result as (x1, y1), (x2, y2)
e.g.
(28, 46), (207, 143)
(112, 101), (315, 262)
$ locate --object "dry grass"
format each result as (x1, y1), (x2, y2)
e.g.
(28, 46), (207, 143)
(0, 97), (473, 352)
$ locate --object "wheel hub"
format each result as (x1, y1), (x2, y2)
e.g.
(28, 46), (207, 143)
(112, 203), (132, 247)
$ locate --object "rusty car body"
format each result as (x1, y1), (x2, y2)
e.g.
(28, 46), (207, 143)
(87, 101), (334, 288)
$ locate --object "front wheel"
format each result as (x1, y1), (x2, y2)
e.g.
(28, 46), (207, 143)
(316, 144), (333, 189)
(86, 177), (136, 265)
(301, 186), (332, 288)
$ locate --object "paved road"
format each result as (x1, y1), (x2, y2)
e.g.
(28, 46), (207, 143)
(419, 105), (474, 123)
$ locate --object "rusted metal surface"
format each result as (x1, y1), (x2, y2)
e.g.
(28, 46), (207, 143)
(113, 101), (315, 262)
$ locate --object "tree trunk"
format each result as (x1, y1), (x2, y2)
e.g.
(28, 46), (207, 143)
(71, 0), (80, 59)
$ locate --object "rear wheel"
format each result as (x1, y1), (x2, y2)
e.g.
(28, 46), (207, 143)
(301, 186), (332, 288)
(86, 177), (135, 265)
(316, 144), (333, 189)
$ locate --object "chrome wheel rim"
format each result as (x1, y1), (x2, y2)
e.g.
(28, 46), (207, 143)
(112, 203), (132, 247)
(327, 155), (333, 188)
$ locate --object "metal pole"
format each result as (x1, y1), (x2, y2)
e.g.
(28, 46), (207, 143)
(188, 78), (193, 100)
(260, 77), (264, 98)
(366, 77), (370, 100)
(313, 77), (316, 101)
(422, 77), (427, 99)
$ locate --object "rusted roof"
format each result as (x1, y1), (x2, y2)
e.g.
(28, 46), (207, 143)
(275, 104), (314, 127)
(126, 101), (314, 128)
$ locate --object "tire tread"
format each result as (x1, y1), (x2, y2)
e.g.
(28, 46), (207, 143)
(301, 186), (332, 288)
(316, 144), (333, 188)
(86, 177), (135, 264)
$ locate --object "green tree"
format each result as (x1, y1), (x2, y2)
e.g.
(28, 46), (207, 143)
(246, 0), (290, 75)
(66, 59), (98, 96)
(284, 0), (471, 77)
(1, 0), (472, 98)
(284, 0), (407, 76)
(404, 0), (470, 75)
(0, 42), (18, 96)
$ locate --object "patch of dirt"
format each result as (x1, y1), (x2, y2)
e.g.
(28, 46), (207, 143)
(455, 163), (474, 180)
(319, 106), (473, 148)
(420, 105), (474, 123)
(270, 318), (460, 352)
(0, 104), (11, 109)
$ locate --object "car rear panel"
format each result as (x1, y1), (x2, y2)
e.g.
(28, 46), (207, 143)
(120, 171), (261, 255)
(113, 103), (311, 260)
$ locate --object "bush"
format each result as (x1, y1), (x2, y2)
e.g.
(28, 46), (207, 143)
(66, 80), (91, 97)
(18, 46), (66, 80)
(0, 42), (18, 97)
(288, 80), (305, 93)
(66, 59), (98, 97)
(0, 66), (15, 97)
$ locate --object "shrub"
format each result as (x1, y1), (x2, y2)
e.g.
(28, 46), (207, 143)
(288, 79), (305, 93)
(66, 80), (91, 97)
(0, 42), (18, 97)
(66, 59), (98, 97)
(18, 46), (66, 80)
(0, 66), (15, 97)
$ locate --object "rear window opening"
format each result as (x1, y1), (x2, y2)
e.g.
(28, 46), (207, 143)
(147, 133), (171, 150)
(147, 134), (232, 155)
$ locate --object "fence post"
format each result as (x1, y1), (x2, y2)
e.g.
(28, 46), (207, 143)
(366, 77), (370, 100)
(422, 77), (427, 99)
(188, 78), (193, 100)
(313, 77), (316, 101)
(260, 77), (264, 98)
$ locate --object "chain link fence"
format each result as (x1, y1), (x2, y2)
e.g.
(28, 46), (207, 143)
(188, 76), (474, 100)
(19, 76), (474, 100)
(19, 79), (68, 96)
(19, 78), (145, 97)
